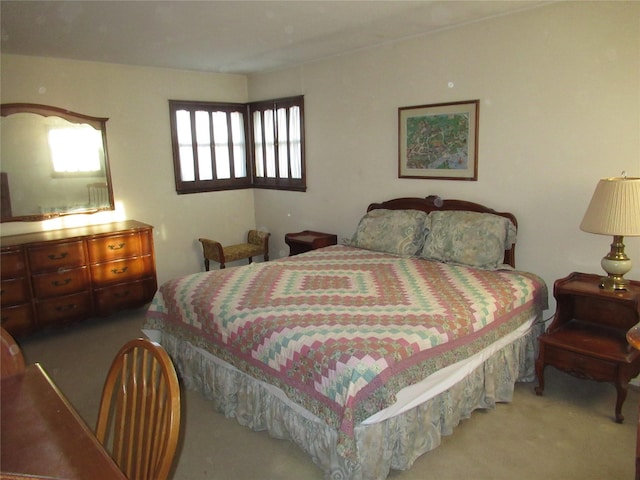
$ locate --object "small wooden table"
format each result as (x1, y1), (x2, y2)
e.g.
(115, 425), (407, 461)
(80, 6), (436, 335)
(627, 324), (640, 480)
(285, 230), (337, 256)
(1, 364), (126, 479)
(535, 272), (640, 423)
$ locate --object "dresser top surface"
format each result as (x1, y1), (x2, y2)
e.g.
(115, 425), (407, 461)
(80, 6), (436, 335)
(1, 220), (152, 248)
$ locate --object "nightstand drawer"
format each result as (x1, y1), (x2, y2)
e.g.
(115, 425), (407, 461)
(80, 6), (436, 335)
(543, 345), (619, 380)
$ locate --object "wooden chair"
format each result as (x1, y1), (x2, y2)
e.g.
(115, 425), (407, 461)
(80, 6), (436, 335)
(199, 229), (270, 270)
(96, 338), (181, 480)
(1, 327), (25, 378)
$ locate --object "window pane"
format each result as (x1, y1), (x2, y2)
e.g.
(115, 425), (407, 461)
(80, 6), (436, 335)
(212, 111), (230, 179)
(289, 106), (302, 179)
(195, 111), (213, 181)
(175, 110), (195, 181)
(179, 146), (195, 181)
(231, 112), (246, 178)
(277, 108), (289, 178)
(253, 111), (264, 177)
(176, 110), (192, 145)
(263, 109), (276, 178)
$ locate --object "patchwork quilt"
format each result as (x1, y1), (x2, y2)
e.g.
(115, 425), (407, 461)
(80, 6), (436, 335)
(145, 245), (547, 458)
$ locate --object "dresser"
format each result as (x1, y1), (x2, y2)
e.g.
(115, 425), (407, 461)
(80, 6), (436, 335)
(1, 220), (157, 337)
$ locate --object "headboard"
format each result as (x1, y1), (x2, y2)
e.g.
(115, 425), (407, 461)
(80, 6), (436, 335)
(367, 195), (517, 268)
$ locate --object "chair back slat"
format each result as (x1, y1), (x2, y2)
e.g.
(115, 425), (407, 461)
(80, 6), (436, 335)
(96, 338), (181, 480)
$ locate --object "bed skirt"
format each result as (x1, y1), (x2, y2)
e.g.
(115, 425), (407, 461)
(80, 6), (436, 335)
(146, 320), (543, 480)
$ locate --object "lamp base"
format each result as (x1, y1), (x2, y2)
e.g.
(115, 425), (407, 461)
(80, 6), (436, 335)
(599, 235), (632, 291)
(599, 275), (629, 291)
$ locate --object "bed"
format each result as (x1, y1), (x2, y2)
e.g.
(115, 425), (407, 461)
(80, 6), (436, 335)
(143, 195), (548, 479)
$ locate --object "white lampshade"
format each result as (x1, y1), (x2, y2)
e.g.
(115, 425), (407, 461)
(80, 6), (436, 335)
(580, 177), (640, 236)
(580, 176), (640, 290)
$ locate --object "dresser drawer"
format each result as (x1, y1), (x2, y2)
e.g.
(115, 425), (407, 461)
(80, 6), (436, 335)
(28, 241), (86, 272)
(91, 255), (154, 286)
(32, 267), (90, 299)
(1, 277), (30, 305)
(94, 278), (157, 316)
(1, 303), (35, 336)
(35, 292), (92, 326)
(1, 249), (27, 278)
(87, 232), (145, 263)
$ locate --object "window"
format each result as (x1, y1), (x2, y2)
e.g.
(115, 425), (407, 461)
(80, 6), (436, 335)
(250, 96), (305, 191)
(169, 96), (305, 194)
(169, 101), (251, 193)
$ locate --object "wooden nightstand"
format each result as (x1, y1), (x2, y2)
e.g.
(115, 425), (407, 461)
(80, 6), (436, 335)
(284, 231), (337, 256)
(535, 272), (640, 423)
(626, 324), (640, 480)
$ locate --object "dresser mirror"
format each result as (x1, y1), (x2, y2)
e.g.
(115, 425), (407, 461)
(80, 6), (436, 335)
(1, 103), (114, 222)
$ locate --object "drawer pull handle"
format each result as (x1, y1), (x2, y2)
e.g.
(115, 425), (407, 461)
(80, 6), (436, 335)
(55, 304), (77, 312)
(114, 291), (131, 298)
(111, 267), (129, 275)
(108, 243), (126, 250)
(52, 279), (72, 287)
(47, 252), (68, 261)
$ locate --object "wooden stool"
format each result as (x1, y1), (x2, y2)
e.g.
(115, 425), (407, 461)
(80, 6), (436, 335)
(199, 230), (270, 270)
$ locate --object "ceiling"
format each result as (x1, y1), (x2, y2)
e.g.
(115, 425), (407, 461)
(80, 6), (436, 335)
(1, 1), (548, 75)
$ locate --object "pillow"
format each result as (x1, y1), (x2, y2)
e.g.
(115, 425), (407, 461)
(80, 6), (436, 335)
(420, 211), (516, 269)
(350, 209), (428, 256)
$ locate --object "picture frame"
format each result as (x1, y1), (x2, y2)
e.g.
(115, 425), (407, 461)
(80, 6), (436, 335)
(398, 99), (479, 180)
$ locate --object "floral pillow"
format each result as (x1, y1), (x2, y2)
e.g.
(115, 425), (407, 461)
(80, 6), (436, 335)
(420, 211), (516, 269)
(350, 209), (428, 256)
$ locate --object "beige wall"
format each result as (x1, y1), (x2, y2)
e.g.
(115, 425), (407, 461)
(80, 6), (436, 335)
(249, 1), (640, 310)
(0, 55), (255, 284)
(1, 1), (639, 311)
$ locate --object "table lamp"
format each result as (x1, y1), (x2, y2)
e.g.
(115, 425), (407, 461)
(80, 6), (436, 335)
(580, 175), (640, 291)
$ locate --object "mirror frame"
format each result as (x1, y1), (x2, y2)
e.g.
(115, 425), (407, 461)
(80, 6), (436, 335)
(1, 103), (115, 222)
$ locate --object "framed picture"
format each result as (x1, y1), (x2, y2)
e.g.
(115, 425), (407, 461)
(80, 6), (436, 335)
(398, 100), (479, 180)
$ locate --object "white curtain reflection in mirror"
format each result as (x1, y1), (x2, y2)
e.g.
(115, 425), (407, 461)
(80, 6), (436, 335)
(48, 124), (103, 174)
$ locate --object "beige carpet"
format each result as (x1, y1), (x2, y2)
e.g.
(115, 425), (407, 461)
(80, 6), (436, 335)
(18, 309), (638, 480)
